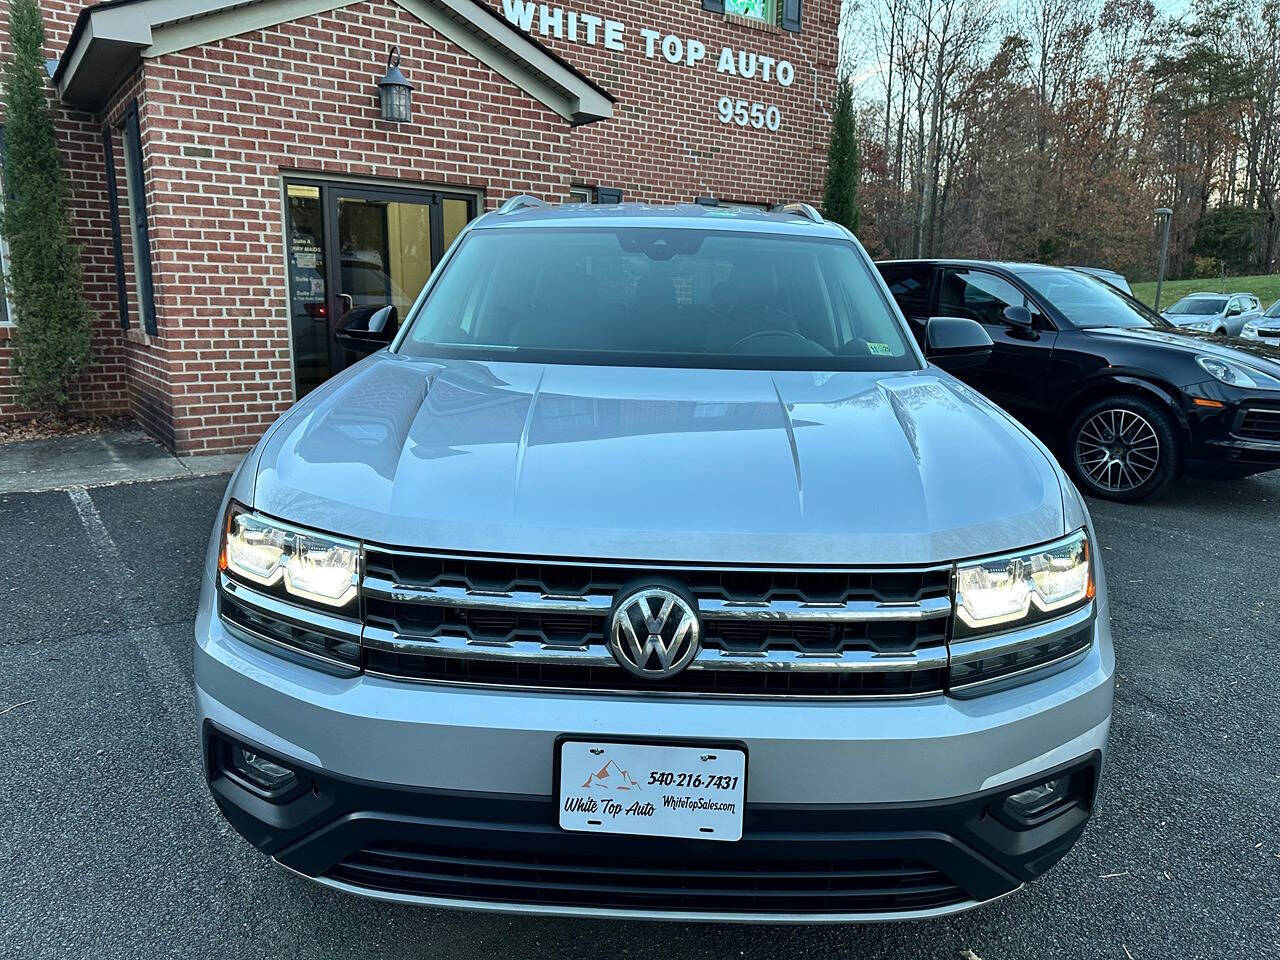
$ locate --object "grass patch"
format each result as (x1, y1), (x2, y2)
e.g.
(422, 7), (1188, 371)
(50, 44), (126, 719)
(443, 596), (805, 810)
(1130, 274), (1280, 310)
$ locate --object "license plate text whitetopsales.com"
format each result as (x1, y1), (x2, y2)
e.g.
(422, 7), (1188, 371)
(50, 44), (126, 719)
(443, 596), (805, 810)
(558, 741), (747, 842)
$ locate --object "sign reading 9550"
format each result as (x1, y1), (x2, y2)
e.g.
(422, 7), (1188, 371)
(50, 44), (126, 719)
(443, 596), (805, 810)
(717, 97), (782, 132)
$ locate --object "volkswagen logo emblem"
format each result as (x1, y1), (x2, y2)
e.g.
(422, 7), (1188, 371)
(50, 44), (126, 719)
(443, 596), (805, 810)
(607, 586), (701, 680)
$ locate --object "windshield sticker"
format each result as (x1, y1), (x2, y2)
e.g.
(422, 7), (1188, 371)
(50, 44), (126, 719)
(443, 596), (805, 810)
(868, 342), (893, 356)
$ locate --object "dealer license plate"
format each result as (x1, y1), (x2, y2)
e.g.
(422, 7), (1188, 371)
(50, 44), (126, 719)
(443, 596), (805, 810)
(558, 740), (746, 842)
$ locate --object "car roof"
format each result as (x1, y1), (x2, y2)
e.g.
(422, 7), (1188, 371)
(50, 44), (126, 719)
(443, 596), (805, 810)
(1068, 265), (1125, 278)
(877, 257), (1068, 272)
(1179, 292), (1229, 299)
(470, 201), (853, 239)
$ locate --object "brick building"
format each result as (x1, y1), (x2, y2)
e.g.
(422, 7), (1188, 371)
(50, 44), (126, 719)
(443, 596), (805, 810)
(0, 0), (837, 452)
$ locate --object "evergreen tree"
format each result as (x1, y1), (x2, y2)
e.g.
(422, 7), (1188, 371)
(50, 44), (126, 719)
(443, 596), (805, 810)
(1, 0), (92, 411)
(823, 77), (860, 233)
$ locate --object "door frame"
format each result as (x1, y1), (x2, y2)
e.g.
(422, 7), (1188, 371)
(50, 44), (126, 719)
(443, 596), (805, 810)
(279, 174), (482, 400)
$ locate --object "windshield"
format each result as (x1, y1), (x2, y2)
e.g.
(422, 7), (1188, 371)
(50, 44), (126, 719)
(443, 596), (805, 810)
(1166, 297), (1226, 316)
(1017, 268), (1171, 330)
(1265, 300), (1280, 318)
(398, 227), (919, 371)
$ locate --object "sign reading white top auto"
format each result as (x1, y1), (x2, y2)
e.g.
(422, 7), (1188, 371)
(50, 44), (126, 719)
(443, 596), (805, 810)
(501, 0), (794, 132)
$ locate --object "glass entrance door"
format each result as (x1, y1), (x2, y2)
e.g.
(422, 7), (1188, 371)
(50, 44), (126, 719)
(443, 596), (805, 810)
(284, 181), (477, 397)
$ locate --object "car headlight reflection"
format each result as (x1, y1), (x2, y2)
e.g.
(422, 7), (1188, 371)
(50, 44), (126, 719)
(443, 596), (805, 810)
(955, 530), (1093, 635)
(220, 505), (358, 607)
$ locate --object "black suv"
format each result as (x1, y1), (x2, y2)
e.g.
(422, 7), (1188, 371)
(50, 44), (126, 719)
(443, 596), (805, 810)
(878, 259), (1280, 501)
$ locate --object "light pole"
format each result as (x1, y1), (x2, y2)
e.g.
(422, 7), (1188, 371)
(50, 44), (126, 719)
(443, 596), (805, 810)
(1154, 207), (1173, 312)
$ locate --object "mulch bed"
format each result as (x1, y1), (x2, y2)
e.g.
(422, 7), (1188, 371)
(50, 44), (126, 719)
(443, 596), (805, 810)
(0, 415), (137, 445)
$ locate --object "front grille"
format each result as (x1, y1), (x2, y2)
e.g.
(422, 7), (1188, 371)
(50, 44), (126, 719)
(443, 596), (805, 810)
(359, 546), (953, 698)
(1234, 408), (1280, 443)
(327, 841), (967, 914)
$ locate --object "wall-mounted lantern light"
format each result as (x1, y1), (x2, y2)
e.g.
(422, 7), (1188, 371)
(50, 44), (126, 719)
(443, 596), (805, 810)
(377, 47), (413, 123)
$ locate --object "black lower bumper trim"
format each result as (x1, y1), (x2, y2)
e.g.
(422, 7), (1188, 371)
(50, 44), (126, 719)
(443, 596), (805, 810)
(203, 722), (1099, 917)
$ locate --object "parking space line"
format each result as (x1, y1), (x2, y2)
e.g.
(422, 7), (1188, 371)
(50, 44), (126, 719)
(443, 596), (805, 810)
(67, 486), (131, 576)
(67, 485), (192, 700)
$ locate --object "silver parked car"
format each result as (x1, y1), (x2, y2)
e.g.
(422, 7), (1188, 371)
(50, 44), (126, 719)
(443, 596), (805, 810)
(1242, 299), (1280, 341)
(1162, 291), (1262, 335)
(197, 200), (1114, 922)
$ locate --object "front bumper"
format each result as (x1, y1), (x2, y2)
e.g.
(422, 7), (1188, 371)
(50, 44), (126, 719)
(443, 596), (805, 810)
(195, 582), (1115, 921)
(1181, 386), (1280, 476)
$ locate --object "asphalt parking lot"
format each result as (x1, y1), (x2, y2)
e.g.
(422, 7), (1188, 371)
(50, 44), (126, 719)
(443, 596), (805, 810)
(2, 468), (1278, 960)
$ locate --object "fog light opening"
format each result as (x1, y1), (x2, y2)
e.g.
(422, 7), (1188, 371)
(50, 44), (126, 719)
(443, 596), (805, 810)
(230, 745), (299, 794)
(1003, 776), (1071, 823)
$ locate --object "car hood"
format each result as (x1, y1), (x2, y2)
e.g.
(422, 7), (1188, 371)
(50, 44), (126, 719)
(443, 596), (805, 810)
(252, 354), (1067, 565)
(1084, 325), (1280, 372)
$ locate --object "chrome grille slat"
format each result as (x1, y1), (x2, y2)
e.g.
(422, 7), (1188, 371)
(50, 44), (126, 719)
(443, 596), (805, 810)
(363, 577), (613, 615)
(360, 625), (947, 673)
(698, 597), (951, 622)
(363, 574), (952, 623)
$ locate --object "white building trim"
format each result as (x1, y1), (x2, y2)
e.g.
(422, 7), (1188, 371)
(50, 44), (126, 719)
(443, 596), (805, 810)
(54, 0), (613, 124)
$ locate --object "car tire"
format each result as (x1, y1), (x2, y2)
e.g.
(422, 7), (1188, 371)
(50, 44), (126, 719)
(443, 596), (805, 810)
(1066, 395), (1179, 502)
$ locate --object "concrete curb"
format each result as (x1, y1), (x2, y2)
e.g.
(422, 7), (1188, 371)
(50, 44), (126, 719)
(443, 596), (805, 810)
(0, 429), (243, 494)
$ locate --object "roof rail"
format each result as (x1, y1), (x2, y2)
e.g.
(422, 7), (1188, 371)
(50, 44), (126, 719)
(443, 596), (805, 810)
(497, 194), (549, 216)
(770, 202), (824, 224)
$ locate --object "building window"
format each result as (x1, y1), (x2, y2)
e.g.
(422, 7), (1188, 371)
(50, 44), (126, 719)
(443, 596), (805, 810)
(569, 186), (594, 204)
(0, 126), (13, 326)
(725, 0), (773, 21)
(102, 127), (129, 329)
(704, 0), (802, 31)
(121, 102), (157, 335)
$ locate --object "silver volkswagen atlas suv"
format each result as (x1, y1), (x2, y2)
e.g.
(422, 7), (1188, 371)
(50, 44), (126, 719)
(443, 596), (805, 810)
(196, 199), (1114, 922)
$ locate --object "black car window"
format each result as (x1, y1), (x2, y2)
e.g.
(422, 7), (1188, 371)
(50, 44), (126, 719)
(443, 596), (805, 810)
(938, 269), (1027, 327)
(1018, 268), (1171, 329)
(878, 263), (934, 318)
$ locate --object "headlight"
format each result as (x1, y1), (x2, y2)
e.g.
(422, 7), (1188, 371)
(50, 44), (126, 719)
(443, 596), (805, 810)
(220, 505), (359, 607)
(955, 530), (1093, 635)
(1242, 323), (1259, 339)
(1196, 355), (1280, 390)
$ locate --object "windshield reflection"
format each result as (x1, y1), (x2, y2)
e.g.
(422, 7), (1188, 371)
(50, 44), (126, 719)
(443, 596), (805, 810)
(1018, 269), (1172, 330)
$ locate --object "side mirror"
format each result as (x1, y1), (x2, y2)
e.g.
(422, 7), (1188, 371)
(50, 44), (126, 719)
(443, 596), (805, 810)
(1226, 305), (1242, 317)
(1003, 304), (1034, 331)
(335, 304), (398, 354)
(924, 316), (994, 371)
